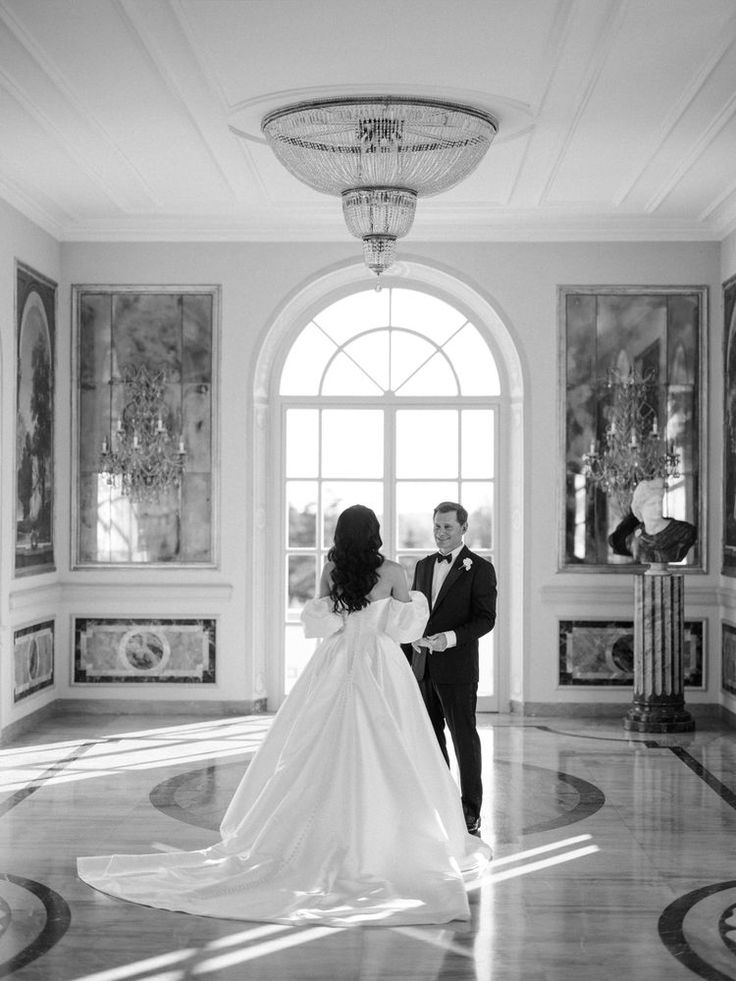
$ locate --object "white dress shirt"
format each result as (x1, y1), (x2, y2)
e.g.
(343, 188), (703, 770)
(431, 543), (463, 649)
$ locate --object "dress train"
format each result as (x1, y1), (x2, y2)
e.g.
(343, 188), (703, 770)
(78, 593), (490, 926)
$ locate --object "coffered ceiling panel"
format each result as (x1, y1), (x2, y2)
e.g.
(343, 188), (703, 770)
(1, 0), (735, 242)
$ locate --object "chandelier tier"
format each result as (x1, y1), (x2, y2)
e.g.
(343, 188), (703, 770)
(261, 97), (497, 277)
(582, 367), (680, 513)
(99, 364), (186, 503)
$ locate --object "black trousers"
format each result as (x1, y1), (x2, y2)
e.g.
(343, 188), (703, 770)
(418, 677), (482, 821)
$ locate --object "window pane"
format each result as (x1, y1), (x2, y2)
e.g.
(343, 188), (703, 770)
(396, 410), (458, 478)
(287, 555), (316, 611)
(390, 330), (438, 392)
(462, 410), (494, 478)
(396, 481), (458, 549)
(395, 351), (458, 396)
(314, 290), (389, 344)
(323, 481), (383, 547)
(282, 292), (500, 398)
(478, 631), (494, 697)
(285, 624), (316, 693)
(443, 325), (500, 395)
(287, 481), (318, 547)
(343, 332), (389, 391)
(462, 482), (494, 550)
(391, 289), (466, 345)
(280, 322), (337, 394)
(322, 410), (383, 477)
(322, 352), (383, 396)
(286, 409), (318, 477)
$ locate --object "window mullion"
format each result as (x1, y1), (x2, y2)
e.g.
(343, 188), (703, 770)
(318, 407), (324, 560)
(384, 403), (395, 559)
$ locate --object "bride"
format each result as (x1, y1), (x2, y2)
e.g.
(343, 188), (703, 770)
(78, 505), (491, 926)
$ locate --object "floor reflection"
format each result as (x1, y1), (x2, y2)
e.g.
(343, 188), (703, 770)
(3, 714), (736, 980)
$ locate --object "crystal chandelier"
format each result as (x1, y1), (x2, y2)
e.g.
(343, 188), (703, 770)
(261, 97), (497, 278)
(582, 367), (680, 513)
(99, 364), (186, 502)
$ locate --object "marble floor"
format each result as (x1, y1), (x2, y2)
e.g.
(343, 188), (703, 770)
(2, 710), (736, 981)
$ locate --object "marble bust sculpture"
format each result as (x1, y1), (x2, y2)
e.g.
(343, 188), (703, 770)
(608, 477), (697, 564)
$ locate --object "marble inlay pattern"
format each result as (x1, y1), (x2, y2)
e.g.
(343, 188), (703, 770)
(148, 757), (605, 841)
(559, 618), (703, 687)
(73, 616), (216, 683)
(660, 881), (736, 981)
(2, 714), (736, 980)
(13, 620), (54, 702)
(0, 876), (70, 977)
(723, 622), (736, 697)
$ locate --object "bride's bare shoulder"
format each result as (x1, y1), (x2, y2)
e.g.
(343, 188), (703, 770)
(364, 560), (401, 601)
(378, 559), (405, 581)
(379, 559), (410, 600)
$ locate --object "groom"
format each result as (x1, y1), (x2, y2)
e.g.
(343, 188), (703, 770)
(403, 502), (497, 836)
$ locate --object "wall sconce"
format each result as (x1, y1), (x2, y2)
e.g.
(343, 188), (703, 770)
(583, 367), (679, 512)
(99, 363), (185, 502)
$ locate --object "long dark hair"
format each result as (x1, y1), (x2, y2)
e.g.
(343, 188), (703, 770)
(327, 505), (384, 613)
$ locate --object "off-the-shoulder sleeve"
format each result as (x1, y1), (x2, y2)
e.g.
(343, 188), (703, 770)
(300, 597), (345, 638)
(385, 591), (429, 643)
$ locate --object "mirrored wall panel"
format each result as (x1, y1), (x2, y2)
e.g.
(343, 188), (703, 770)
(73, 286), (218, 566)
(559, 286), (706, 570)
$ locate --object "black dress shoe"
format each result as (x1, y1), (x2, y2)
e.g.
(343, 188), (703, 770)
(466, 815), (481, 836)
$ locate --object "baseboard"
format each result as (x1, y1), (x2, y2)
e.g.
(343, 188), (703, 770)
(7, 696), (735, 746)
(509, 700), (727, 721)
(1, 697), (270, 745)
(509, 700), (628, 718)
(56, 697), (269, 717)
(1, 700), (58, 745)
(718, 702), (736, 728)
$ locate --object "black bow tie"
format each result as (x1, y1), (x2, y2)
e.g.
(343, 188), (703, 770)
(436, 552), (453, 564)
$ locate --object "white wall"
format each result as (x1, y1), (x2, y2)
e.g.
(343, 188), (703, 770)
(58, 242), (358, 713)
(2, 231), (725, 731)
(62, 239), (723, 712)
(0, 199), (60, 733)
(411, 241), (721, 710)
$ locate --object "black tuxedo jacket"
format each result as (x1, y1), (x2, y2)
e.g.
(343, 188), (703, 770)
(404, 545), (497, 685)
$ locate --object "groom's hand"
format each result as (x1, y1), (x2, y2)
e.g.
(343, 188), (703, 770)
(426, 633), (448, 652)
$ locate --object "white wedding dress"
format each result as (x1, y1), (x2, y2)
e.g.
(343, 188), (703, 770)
(77, 592), (490, 926)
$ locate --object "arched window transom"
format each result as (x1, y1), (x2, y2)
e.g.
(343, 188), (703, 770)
(280, 288), (500, 397)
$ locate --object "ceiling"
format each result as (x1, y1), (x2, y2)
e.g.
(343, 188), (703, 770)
(2, 0), (736, 244)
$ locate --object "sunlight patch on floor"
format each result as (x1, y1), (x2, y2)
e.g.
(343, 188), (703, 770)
(0, 717), (273, 792)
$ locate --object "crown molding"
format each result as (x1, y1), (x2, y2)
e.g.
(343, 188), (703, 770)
(55, 209), (720, 244)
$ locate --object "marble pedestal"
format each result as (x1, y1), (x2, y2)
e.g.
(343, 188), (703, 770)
(623, 567), (695, 733)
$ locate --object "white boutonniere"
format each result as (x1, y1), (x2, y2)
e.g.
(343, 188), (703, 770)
(462, 557), (473, 572)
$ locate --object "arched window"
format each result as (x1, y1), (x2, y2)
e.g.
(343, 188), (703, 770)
(278, 286), (502, 706)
